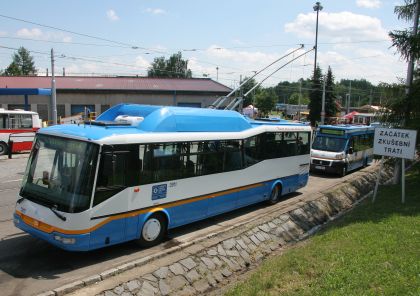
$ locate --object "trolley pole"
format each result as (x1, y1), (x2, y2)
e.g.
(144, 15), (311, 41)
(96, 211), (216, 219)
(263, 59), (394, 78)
(51, 48), (57, 125)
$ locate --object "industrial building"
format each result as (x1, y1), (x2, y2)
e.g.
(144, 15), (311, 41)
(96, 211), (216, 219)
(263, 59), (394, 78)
(0, 76), (232, 121)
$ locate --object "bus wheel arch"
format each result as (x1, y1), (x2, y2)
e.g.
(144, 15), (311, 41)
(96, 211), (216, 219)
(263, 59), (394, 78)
(267, 181), (282, 205)
(0, 141), (8, 156)
(137, 210), (169, 247)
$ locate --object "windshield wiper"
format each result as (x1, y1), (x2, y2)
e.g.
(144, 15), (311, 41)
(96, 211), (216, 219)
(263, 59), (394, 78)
(49, 205), (67, 221)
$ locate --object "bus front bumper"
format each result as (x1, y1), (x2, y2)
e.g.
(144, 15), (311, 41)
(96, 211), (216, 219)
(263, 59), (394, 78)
(13, 212), (91, 251)
(310, 158), (346, 175)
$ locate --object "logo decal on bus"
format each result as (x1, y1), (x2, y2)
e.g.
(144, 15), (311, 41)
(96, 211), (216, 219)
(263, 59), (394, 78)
(152, 184), (168, 200)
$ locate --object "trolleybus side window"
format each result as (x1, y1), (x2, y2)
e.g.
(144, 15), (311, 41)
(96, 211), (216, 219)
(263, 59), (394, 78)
(94, 145), (140, 206)
(297, 132), (311, 155)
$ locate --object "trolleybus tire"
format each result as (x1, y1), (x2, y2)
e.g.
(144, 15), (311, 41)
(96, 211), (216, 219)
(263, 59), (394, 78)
(267, 184), (281, 205)
(137, 213), (168, 247)
(0, 142), (8, 156)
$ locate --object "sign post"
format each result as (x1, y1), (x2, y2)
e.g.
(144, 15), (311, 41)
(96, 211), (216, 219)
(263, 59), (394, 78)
(372, 127), (417, 203)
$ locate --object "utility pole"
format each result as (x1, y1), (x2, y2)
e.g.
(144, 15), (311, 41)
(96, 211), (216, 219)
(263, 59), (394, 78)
(298, 80), (302, 121)
(321, 75), (326, 124)
(347, 80), (352, 114)
(313, 2), (323, 75)
(50, 48), (57, 125)
(216, 67), (219, 81)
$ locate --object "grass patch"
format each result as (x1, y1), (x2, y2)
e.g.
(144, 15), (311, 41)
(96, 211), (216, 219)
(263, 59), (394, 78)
(226, 164), (420, 296)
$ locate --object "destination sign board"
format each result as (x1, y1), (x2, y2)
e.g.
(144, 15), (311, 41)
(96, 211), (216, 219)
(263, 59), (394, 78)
(319, 128), (345, 136)
(373, 128), (417, 159)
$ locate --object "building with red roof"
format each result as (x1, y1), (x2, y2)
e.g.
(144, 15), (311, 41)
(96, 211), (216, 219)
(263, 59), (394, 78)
(0, 76), (232, 121)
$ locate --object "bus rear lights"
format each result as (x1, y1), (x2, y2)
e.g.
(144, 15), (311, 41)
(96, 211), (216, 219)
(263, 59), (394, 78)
(134, 187), (140, 192)
(53, 235), (76, 244)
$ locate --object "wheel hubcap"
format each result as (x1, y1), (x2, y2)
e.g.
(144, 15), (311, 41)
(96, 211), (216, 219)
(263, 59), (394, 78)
(142, 218), (161, 242)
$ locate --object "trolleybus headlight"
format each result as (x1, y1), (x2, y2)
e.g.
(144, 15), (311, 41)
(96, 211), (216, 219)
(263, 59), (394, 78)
(53, 235), (76, 244)
(335, 153), (345, 160)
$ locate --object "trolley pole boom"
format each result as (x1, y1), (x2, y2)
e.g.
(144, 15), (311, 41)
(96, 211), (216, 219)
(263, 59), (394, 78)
(244, 47), (315, 97)
(224, 44), (304, 99)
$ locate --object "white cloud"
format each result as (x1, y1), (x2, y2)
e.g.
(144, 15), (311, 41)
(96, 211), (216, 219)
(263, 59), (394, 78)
(145, 8), (166, 15)
(15, 27), (72, 42)
(135, 56), (151, 69)
(356, 0), (382, 8)
(317, 49), (405, 84)
(106, 9), (119, 21)
(0, 31), (7, 37)
(62, 36), (72, 43)
(16, 28), (43, 39)
(284, 11), (388, 42)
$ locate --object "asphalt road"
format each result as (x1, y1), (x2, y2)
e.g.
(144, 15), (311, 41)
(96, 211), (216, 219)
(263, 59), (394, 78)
(0, 154), (371, 296)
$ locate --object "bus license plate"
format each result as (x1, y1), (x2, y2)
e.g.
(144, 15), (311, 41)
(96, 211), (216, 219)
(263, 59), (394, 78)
(315, 165), (325, 170)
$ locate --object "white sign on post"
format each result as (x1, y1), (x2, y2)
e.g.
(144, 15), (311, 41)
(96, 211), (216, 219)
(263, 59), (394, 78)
(373, 127), (418, 204)
(373, 128), (417, 160)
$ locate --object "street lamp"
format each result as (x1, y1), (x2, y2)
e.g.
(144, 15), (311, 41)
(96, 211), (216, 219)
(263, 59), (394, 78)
(216, 66), (219, 81)
(313, 1), (323, 75)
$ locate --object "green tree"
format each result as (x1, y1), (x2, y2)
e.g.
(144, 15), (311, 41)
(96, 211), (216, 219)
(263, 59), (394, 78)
(388, 0), (419, 132)
(3, 47), (36, 76)
(255, 89), (276, 116)
(325, 66), (338, 119)
(288, 92), (309, 105)
(308, 66), (323, 126)
(148, 52), (192, 78)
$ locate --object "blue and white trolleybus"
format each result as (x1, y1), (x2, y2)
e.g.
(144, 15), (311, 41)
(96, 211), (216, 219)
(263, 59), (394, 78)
(14, 104), (311, 251)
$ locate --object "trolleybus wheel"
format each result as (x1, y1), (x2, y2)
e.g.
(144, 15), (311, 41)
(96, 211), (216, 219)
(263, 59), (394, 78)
(0, 142), (8, 156)
(267, 184), (281, 205)
(137, 213), (167, 247)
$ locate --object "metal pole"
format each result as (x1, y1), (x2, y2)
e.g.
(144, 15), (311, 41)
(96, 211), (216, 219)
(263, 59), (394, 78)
(321, 75), (326, 124)
(402, 158), (405, 203)
(216, 67), (219, 81)
(347, 81), (351, 114)
(372, 155), (384, 203)
(298, 80), (302, 121)
(51, 48), (57, 125)
(313, 2), (323, 75)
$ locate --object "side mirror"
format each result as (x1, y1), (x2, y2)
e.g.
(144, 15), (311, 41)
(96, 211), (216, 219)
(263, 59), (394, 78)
(348, 147), (354, 154)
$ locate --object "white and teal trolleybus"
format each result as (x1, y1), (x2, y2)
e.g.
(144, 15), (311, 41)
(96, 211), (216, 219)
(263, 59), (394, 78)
(14, 104), (311, 251)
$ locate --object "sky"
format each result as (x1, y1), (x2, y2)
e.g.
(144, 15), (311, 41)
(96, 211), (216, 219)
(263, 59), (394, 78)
(0, 0), (412, 88)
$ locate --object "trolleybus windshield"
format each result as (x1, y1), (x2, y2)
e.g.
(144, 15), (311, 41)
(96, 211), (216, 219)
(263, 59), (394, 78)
(20, 134), (99, 213)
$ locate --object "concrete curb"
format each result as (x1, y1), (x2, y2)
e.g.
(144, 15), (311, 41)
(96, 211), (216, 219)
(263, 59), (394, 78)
(38, 164), (398, 296)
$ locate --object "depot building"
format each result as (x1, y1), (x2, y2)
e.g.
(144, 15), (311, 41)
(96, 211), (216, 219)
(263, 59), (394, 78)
(0, 76), (232, 122)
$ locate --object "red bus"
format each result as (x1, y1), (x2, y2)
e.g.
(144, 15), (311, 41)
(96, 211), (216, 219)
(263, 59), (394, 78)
(0, 109), (41, 155)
